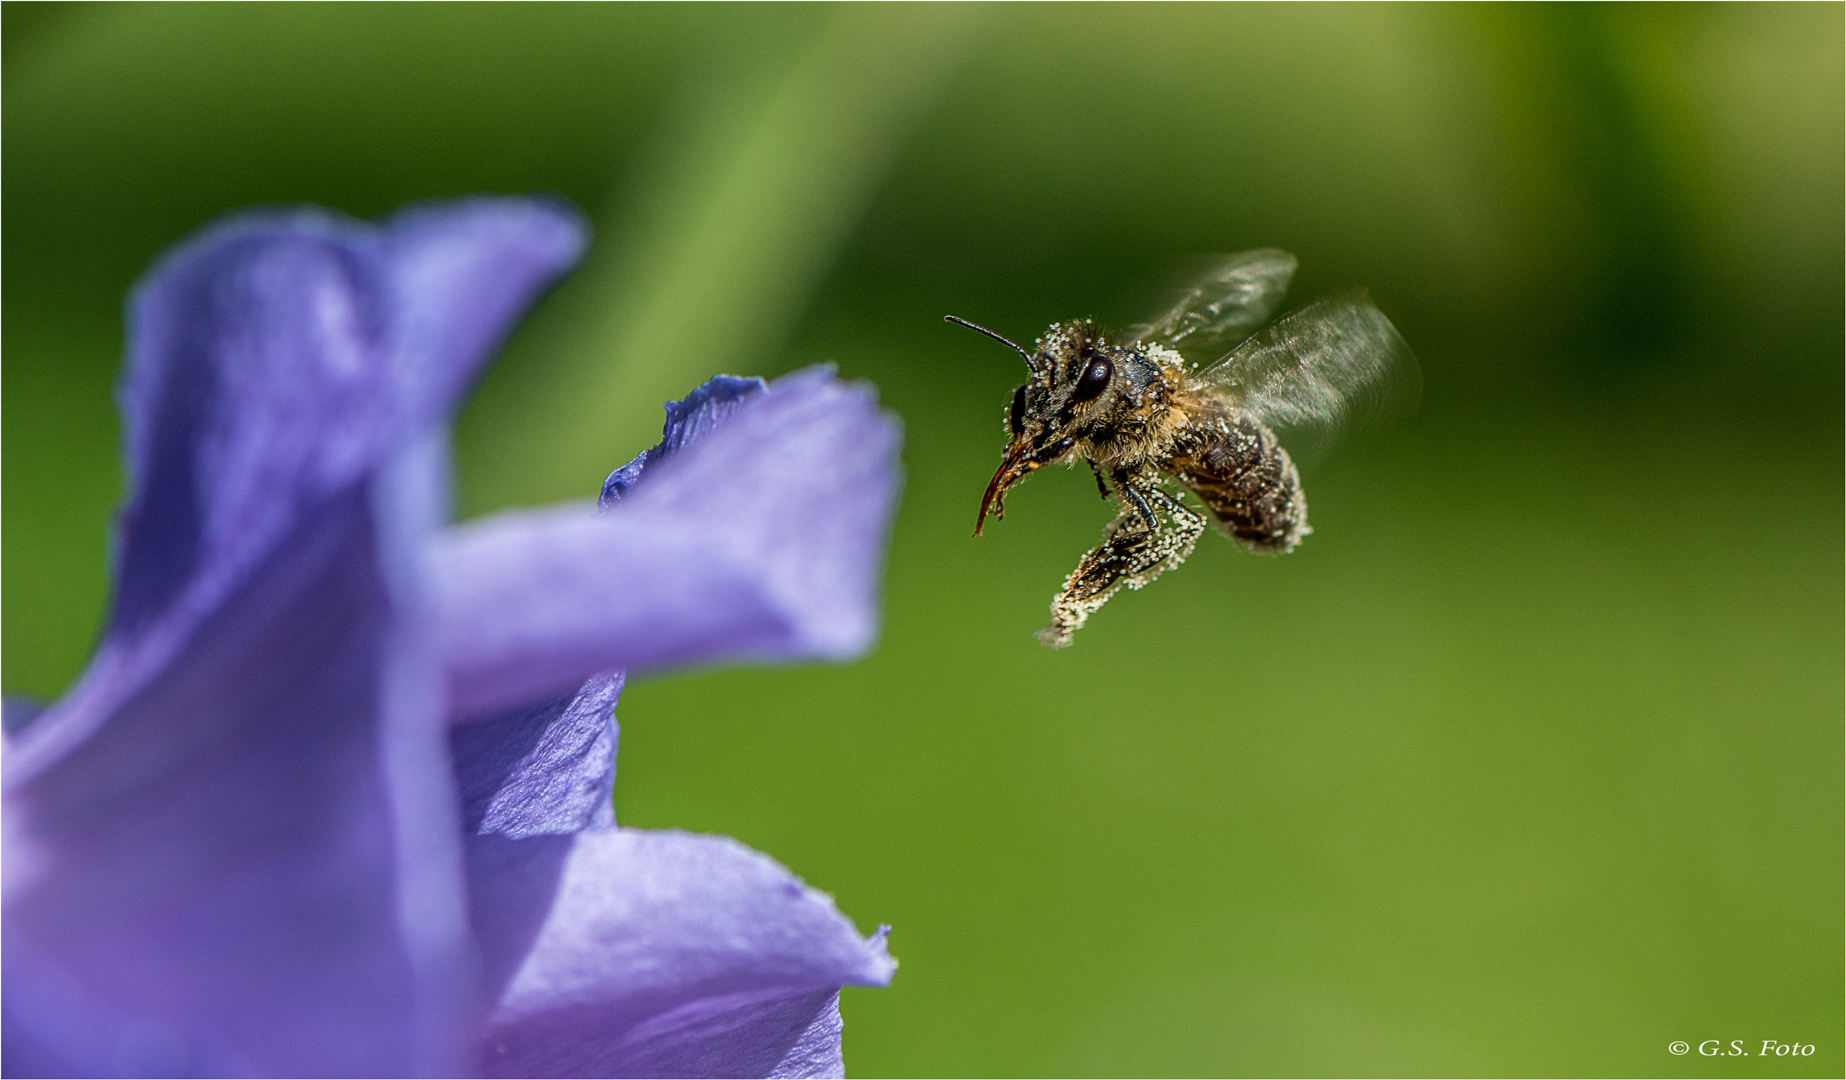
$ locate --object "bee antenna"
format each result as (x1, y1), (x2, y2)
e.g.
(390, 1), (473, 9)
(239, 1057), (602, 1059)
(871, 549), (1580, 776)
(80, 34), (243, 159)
(945, 315), (1039, 370)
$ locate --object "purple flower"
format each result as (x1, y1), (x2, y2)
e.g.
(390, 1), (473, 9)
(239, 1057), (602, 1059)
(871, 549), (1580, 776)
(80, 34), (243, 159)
(3, 198), (902, 1078)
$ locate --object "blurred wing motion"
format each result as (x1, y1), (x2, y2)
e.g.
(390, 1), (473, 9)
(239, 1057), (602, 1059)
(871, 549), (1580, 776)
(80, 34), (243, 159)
(1129, 249), (1298, 357)
(1198, 289), (1419, 469)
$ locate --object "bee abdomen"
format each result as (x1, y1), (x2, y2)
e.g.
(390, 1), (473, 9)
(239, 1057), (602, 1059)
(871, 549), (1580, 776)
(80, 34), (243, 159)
(1171, 412), (1307, 553)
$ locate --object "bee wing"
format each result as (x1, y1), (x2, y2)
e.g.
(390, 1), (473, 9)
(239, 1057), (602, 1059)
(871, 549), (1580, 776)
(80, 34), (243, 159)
(1128, 249), (1298, 357)
(1197, 290), (1419, 470)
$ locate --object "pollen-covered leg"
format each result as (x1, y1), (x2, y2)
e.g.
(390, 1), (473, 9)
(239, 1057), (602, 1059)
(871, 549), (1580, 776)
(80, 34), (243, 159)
(1037, 489), (1203, 648)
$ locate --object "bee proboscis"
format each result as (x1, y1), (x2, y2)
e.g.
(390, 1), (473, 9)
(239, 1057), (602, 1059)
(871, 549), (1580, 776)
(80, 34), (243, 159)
(949, 249), (1417, 648)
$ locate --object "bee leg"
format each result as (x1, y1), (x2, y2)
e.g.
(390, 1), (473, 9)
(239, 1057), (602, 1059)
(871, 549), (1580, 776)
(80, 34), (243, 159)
(1088, 460), (1113, 500)
(1131, 487), (1204, 588)
(1112, 467), (1161, 532)
(1037, 484), (1204, 649)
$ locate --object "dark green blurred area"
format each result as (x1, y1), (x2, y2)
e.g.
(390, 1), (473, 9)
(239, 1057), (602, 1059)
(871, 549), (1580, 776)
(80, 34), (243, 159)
(5, 3), (1841, 1076)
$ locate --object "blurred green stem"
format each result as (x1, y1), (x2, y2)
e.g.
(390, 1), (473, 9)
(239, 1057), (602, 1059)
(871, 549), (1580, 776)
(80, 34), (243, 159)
(460, 4), (978, 513)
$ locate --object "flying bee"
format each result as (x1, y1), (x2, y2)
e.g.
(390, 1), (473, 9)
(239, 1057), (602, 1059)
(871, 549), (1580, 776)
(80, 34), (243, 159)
(948, 249), (1418, 648)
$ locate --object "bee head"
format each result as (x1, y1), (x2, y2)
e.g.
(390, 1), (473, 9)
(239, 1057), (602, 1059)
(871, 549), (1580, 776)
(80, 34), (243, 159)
(946, 315), (1146, 534)
(1015, 320), (1138, 439)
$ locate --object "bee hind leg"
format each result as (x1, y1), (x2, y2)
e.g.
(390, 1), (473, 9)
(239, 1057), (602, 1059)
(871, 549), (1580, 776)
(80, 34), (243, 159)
(1037, 487), (1204, 648)
(1111, 466), (1161, 532)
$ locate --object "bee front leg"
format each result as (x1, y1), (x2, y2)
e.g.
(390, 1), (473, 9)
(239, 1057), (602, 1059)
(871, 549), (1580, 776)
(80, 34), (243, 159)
(1037, 483), (1205, 649)
(1088, 460), (1113, 500)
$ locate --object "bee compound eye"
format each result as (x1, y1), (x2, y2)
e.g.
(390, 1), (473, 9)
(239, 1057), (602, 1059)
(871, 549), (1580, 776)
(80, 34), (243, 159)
(1070, 356), (1113, 404)
(1008, 385), (1028, 435)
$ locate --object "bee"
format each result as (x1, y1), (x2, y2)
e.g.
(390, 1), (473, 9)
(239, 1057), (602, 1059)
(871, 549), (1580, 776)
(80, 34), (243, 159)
(948, 249), (1417, 648)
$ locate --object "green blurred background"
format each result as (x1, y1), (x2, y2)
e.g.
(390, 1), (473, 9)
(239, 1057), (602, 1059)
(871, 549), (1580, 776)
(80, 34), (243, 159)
(5, 3), (1841, 1076)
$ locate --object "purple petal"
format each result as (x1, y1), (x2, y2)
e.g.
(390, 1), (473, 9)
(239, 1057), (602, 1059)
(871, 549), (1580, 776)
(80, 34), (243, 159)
(3, 695), (47, 738)
(449, 674), (626, 1017)
(2, 922), (240, 1077)
(3, 201), (585, 1076)
(470, 828), (894, 1078)
(5, 474), (454, 1076)
(601, 375), (767, 508)
(453, 673), (624, 840)
(763, 994), (849, 1079)
(384, 201), (589, 429)
(437, 367), (903, 721)
(45, 199), (584, 757)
